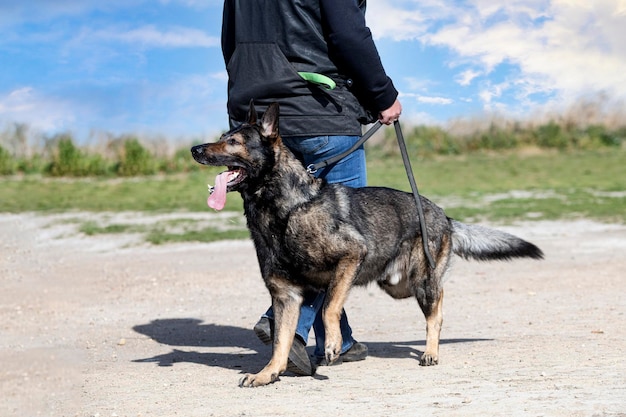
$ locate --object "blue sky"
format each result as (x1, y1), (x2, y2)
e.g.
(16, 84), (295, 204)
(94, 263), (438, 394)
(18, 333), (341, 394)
(1, 0), (625, 143)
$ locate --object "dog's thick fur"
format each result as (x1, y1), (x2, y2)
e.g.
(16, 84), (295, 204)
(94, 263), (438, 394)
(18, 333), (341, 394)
(191, 102), (543, 387)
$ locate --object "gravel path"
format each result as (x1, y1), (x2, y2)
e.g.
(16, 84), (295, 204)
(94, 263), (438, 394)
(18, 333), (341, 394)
(1, 213), (625, 416)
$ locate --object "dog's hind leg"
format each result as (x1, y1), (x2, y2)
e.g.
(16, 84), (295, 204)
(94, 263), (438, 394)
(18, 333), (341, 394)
(417, 287), (443, 366)
(239, 276), (303, 387)
(414, 231), (451, 366)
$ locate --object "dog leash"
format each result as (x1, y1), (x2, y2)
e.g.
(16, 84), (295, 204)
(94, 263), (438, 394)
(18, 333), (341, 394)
(393, 121), (436, 270)
(307, 121), (436, 270)
(306, 121), (383, 174)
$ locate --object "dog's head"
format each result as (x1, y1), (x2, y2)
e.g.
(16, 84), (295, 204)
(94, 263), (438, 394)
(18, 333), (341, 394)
(191, 101), (280, 194)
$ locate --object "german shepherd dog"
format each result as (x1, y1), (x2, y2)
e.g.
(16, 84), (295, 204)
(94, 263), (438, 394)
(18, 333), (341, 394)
(191, 102), (543, 387)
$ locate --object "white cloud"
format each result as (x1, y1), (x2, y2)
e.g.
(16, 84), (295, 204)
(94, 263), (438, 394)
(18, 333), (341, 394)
(478, 81), (511, 105)
(369, 0), (626, 112)
(418, 96), (454, 105)
(0, 0), (212, 25)
(210, 71), (229, 83)
(158, 0), (220, 6)
(0, 87), (79, 132)
(455, 69), (482, 86)
(400, 109), (443, 126)
(0, 87), (35, 113)
(366, 2), (430, 40)
(0, 68), (229, 140)
(441, 1), (625, 102)
(82, 25), (219, 48)
(401, 92), (453, 105)
(404, 77), (437, 92)
(0, 1), (145, 27)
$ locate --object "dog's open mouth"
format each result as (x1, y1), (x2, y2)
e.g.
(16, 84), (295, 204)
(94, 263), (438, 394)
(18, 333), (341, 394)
(207, 167), (247, 210)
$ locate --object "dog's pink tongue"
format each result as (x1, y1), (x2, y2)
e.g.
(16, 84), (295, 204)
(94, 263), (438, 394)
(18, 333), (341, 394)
(207, 171), (231, 211)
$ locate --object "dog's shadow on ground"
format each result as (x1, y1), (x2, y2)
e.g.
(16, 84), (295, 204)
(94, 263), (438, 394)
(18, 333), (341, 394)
(132, 318), (491, 372)
(364, 338), (492, 361)
(132, 318), (266, 371)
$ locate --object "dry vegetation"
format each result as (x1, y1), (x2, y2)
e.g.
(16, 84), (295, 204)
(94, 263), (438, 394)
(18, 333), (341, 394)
(1, 100), (625, 177)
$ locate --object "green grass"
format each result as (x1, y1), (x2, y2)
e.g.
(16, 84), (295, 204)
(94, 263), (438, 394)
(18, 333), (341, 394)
(367, 149), (625, 194)
(80, 221), (143, 235)
(78, 221), (251, 245)
(145, 227), (250, 245)
(72, 215), (249, 245)
(366, 149), (625, 223)
(0, 169), (243, 212)
(1, 149), (624, 245)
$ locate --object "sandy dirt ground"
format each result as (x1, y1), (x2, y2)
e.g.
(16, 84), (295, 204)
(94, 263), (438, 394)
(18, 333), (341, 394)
(1, 212), (625, 417)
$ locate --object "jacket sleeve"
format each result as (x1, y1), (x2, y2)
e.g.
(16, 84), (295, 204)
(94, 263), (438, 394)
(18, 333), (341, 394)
(221, 0), (235, 66)
(320, 0), (398, 113)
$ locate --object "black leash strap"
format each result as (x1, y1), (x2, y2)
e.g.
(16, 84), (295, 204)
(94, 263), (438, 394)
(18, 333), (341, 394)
(307, 121), (436, 270)
(393, 121), (436, 270)
(306, 121), (384, 174)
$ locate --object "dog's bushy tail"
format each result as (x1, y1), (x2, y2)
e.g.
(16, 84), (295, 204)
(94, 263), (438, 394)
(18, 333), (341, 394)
(450, 219), (544, 261)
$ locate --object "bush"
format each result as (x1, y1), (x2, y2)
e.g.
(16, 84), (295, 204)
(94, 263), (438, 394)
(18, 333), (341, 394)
(414, 125), (459, 155)
(16, 154), (46, 174)
(46, 135), (84, 176)
(536, 122), (569, 149)
(1, 114), (624, 178)
(378, 125), (459, 157)
(585, 125), (622, 147)
(116, 138), (156, 176)
(44, 134), (113, 176)
(479, 123), (519, 150)
(83, 154), (110, 176)
(159, 147), (201, 173)
(0, 145), (16, 175)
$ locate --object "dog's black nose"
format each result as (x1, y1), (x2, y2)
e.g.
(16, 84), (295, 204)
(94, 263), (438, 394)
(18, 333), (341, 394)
(191, 144), (207, 164)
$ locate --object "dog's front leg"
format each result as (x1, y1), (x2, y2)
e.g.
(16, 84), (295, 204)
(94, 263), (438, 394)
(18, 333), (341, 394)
(239, 278), (303, 387)
(323, 257), (361, 364)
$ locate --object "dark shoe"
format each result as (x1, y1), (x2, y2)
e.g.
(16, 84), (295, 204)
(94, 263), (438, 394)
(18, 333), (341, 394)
(315, 341), (368, 366)
(253, 317), (314, 376)
(253, 316), (273, 345)
(287, 336), (314, 376)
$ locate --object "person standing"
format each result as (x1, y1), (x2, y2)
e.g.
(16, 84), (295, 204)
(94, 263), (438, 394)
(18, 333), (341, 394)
(221, 0), (402, 375)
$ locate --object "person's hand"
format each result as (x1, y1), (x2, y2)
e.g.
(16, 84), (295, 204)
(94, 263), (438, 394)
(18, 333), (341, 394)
(378, 99), (402, 125)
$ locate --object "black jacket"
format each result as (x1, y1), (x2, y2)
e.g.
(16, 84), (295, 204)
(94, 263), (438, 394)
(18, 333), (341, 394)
(222, 0), (398, 137)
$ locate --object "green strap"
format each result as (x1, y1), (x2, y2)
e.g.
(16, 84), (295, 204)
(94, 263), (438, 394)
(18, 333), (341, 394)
(298, 72), (336, 90)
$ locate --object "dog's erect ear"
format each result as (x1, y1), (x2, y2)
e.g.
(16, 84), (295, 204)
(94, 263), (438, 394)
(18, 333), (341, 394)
(260, 103), (279, 139)
(247, 99), (257, 125)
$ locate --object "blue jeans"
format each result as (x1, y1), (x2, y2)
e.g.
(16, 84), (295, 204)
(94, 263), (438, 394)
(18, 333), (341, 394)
(283, 135), (367, 188)
(264, 135), (366, 357)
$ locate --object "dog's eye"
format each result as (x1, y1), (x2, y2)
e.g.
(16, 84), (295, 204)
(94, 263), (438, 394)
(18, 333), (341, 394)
(226, 138), (239, 146)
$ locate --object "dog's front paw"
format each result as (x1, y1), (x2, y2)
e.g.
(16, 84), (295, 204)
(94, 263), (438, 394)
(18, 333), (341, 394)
(419, 352), (439, 366)
(239, 371), (279, 388)
(324, 343), (341, 365)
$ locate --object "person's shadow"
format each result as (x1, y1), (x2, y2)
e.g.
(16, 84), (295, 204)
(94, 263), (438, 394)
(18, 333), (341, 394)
(132, 318), (492, 372)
